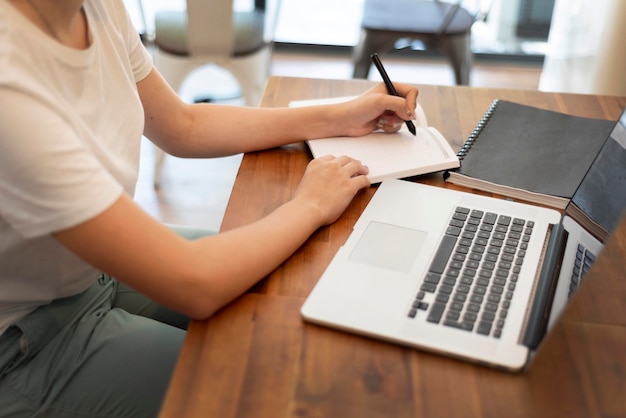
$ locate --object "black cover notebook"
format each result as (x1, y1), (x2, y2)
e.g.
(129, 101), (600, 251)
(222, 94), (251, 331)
(566, 109), (626, 242)
(444, 100), (617, 209)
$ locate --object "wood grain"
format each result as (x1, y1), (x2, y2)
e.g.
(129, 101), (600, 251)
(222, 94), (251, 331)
(160, 77), (626, 418)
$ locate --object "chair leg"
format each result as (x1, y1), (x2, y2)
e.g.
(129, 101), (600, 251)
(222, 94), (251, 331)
(352, 30), (398, 79)
(153, 145), (167, 189)
(151, 46), (271, 188)
(439, 33), (472, 85)
(152, 49), (201, 188)
(223, 46), (272, 107)
(166, 223), (217, 239)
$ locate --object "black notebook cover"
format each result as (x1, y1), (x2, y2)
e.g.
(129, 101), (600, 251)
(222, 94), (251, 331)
(567, 111), (626, 242)
(444, 100), (617, 209)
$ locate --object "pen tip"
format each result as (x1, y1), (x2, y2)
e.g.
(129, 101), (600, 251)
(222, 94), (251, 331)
(408, 122), (416, 136)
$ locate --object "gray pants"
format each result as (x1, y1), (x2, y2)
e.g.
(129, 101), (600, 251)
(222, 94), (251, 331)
(0, 225), (215, 418)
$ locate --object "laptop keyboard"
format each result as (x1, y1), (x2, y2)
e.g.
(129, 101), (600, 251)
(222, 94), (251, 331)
(569, 243), (596, 298)
(408, 206), (534, 339)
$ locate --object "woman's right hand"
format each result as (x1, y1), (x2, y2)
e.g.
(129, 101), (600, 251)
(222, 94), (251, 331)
(293, 155), (370, 226)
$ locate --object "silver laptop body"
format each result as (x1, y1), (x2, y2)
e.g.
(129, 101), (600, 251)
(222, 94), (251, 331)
(302, 179), (564, 371)
(302, 109), (625, 371)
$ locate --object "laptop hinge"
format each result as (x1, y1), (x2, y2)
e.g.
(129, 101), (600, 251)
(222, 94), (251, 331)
(520, 222), (567, 350)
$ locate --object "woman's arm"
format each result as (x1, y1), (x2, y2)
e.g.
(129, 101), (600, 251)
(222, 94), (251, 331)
(53, 155), (370, 319)
(58, 67), (412, 319)
(139, 68), (419, 158)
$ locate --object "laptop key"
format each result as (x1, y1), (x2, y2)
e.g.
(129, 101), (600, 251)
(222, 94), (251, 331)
(443, 320), (473, 331)
(483, 213), (497, 224)
(429, 234), (457, 274)
(449, 219), (464, 228)
(446, 311), (460, 320)
(452, 253), (466, 262)
(424, 273), (441, 284)
(497, 215), (512, 226)
(446, 226), (462, 236)
(477, 321), (492, 335)
(470, 209), (484, 219)
(435, 293), (449, 303)
(427, 302), (446, 323)
(463, 312), (477, 322)
(442, 276), (457, 286)
(420, 282), (437, 293)
(439, 285), (453, 295)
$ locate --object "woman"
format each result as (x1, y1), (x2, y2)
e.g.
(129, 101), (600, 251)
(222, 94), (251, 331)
(0, 0), (418, 416)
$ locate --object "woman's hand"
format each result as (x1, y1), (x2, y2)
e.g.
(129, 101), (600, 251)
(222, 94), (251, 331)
(336, 82), (419, 137)
(293, 155), (370, 226)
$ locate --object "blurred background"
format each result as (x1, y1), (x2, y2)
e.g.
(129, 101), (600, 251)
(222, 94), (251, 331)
(122, 0), (625, 231)
(124, 0), (553, 90)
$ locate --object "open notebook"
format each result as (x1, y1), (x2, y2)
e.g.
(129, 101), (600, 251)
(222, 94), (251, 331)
(301, 108), (626, 371)
(289, 97), (459, 183)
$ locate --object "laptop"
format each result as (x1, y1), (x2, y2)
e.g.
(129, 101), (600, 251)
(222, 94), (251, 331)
(301, 109), (626, 371)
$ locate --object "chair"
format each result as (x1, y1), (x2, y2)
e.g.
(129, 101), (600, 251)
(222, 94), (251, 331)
(151, 0), (276, 187)
(352, 0), (490, 85)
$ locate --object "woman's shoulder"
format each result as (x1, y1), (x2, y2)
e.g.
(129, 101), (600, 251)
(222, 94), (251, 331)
(84, 0), (135, 28)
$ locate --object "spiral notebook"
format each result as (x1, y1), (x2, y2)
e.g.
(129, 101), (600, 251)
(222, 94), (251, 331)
(443, 100), (617, 209)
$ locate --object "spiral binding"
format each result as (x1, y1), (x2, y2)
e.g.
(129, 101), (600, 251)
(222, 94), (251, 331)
(456, 98), (500, 161)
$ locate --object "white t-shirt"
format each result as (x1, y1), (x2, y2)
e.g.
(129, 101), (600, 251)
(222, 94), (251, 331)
(0, 0), (153, 336)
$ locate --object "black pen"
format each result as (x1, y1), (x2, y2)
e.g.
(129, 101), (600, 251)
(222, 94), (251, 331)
(371, 53), (416, 136)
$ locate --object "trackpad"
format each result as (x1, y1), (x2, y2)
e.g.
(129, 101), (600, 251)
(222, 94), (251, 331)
(348, 221), (428, 273)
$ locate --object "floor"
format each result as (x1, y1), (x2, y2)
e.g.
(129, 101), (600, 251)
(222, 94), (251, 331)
(135, 49), (542, 232)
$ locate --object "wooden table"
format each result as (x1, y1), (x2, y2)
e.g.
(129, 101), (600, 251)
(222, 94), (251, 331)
(160, 77), (626, 418)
